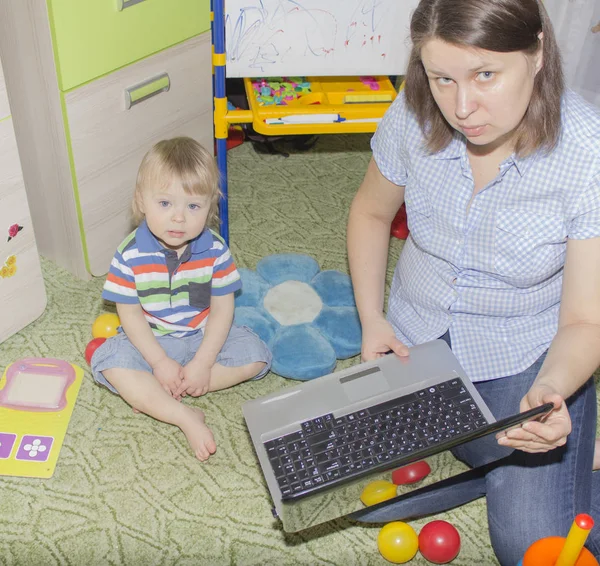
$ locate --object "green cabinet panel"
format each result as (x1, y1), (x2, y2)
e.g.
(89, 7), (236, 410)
(47, 0), (210, 90)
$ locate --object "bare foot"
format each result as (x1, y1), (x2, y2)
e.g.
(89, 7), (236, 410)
(179, 407), (217, 461)
(594, 439), (600, 471)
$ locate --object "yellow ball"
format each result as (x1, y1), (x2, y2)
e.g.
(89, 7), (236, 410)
(377, 522), (419, 564)
(360, 480), (398, 506)
(92, 313), (120, 339)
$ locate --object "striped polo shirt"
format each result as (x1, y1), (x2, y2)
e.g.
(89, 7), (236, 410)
(102, 221), (241, 337)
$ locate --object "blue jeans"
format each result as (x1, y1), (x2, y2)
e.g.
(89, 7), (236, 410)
(350, 336), (600, 565)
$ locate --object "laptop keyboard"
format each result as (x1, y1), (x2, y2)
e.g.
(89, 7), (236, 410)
(263, 377), (488, 501)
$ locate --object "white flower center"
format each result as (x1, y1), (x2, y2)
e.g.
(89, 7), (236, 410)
(263, 280), (323, 326)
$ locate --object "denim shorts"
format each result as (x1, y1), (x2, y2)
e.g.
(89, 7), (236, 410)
(90, 324), (272, 394)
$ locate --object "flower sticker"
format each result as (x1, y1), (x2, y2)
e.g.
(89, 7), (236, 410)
(0, 255), (17, 279)
(7, 224), (23, 242)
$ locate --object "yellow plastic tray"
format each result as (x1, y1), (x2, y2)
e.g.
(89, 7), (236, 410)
(244, 76), (397, 135)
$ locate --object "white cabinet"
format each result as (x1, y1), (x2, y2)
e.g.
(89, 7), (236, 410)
(0, 58), (46, 344)
(0, 1), (213, 279)
(64, 36), (212, 276)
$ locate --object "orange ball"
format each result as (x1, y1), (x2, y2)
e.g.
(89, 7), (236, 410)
(523, 537), (598, 566)
(92, 313), (120, 339)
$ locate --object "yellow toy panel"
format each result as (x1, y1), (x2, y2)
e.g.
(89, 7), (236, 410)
(244, 75), (398, 135)
(0, 358), (83, 478)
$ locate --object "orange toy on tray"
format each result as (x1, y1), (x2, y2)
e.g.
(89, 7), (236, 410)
(520, 514), (598, 566)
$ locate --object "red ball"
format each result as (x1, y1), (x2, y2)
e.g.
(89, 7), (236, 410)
(418, 520), (461, 564)
(85, 337), (107, 365)
(392, 460), (432, 485)
(391, 203), (410, 240)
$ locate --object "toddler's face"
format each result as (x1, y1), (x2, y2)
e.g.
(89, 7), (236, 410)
(137, 180), (211, 254)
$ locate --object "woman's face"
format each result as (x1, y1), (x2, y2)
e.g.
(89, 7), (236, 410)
(421, 38), (543, 152)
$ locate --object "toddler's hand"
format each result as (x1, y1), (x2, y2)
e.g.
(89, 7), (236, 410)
(152, 356), (184, 399)
(179, 359), (212, 397)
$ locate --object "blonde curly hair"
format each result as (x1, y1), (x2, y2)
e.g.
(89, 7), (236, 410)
(132, 137), (221, 228)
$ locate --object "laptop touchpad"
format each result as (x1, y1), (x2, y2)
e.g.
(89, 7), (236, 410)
(340, 366), (390, 403)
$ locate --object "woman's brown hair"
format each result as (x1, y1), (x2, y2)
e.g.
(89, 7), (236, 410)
(132, 137), (221, 227)
(404, 0), (564, 156)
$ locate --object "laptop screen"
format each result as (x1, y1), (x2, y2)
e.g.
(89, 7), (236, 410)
(277, 449), (468, 532)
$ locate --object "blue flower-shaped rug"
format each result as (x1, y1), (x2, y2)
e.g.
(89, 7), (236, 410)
(234, 254), (362, 380)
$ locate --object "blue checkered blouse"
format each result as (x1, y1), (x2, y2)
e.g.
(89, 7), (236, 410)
(372, 90), (600, 381)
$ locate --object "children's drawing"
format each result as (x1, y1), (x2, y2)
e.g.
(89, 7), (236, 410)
(225, 0), (419, 77)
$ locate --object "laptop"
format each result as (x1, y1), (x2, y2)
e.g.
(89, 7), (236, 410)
(242, 339), (552, 532)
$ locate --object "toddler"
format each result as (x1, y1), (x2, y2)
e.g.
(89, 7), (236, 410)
(91, 137), (271, 461)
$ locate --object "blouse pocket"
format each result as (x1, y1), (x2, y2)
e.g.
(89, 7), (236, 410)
(404, 185), (433, 249)
(494, 209), (566, 282)
(404, 186), (433, 217)
(188, 280), (212, 310)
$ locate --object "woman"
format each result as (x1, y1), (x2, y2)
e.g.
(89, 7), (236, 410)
(347, 0), (600, 563)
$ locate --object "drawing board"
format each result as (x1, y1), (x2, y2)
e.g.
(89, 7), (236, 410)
(0, 358), (84, 478)
(225, 0), (420, 77)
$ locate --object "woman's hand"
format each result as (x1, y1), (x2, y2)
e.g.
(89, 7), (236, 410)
(361, 316), (409, 361)
(496, 383), (571, 453)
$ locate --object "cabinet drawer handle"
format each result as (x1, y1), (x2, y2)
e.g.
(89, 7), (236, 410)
(116, 0), (148, 10)
(125, 73), (170, 109)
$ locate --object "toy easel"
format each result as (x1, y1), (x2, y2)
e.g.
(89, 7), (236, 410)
(210, 0), (400, 243)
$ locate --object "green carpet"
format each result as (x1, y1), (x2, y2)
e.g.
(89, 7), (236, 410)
(1, 135), (594, 565)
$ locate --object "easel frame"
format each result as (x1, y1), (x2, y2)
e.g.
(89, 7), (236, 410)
(211, 0), (399, 243)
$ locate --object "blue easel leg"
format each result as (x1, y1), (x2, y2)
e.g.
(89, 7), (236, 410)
(216, 137), (229, 243)
(212, 0), (230, 243)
